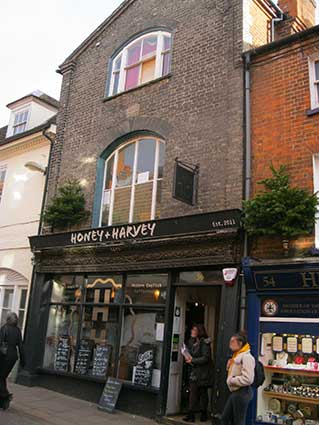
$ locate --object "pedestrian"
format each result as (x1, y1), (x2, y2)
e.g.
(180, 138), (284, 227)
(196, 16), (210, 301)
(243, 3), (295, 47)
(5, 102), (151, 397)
(0, 312), (26, 410)
(183, 324), (213, 423)
(221, 331), (255, 425)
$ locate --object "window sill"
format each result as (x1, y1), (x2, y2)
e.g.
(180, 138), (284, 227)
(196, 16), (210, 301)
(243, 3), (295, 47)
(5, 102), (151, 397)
(103, 74), (172, 102)
(306, 107), (319, 117)
(37, 368), (160, 393)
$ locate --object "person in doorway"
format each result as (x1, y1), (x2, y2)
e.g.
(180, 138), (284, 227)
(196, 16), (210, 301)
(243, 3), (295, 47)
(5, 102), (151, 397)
(0, 312), (25, 410)
(183, 324), (213, 423)
(221, 331), (255, 425)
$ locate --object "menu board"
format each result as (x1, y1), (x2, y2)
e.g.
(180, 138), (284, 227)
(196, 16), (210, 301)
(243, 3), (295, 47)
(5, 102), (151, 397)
(98, 377), (122, 413)
(92, 345), (111, 377)
(302, 337), (313, 354)
(272, 336), (283, 353)
(74, 340), (92, 375)
(54, 337), (70, 371)
(133, 345), (154, 387)
(287, 337), (298, 353)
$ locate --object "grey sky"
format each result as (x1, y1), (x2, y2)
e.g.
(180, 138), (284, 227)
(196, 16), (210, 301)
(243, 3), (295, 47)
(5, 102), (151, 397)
(0, 0), (123, 126)
(0, 1), (318, 126)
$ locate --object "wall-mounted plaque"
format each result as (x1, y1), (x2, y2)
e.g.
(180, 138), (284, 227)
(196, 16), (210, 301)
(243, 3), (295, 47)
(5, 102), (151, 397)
(173, 159), (199, 206)
(287, 337), (298, 354)
(301, 337), (313, 354)
(272, 336), (283, 353)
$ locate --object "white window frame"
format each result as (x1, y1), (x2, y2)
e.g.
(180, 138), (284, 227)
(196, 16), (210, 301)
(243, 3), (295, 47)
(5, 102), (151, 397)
(108, 31), (172, 96)
(313, 155), (319, 248)
(12, 108), (29, 135)
(0, 165), (7, 204)
(99, 137), (165, 226)
(308, 56), (319, 110)
(0, 285), (28, 330)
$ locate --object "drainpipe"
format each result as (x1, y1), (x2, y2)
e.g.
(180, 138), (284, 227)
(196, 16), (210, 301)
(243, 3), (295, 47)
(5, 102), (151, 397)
(270, 2), (284, 41)
(240, 52), (252, 330)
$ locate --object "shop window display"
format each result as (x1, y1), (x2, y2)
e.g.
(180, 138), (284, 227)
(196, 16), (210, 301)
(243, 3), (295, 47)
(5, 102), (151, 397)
(43, 273), (166, 388)
(257, 332), (319, 424)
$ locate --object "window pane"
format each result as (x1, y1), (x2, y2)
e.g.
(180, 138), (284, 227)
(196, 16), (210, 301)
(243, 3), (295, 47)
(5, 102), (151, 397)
(119, 308), (165, 388)
(125, 273), (168, 305)
(105, 156), (114, 190)
(142, 36), (157, 57)
(162, 52), (171, 76)
(80, 306), (119, 376)
(141, 58), (156, 84)
(18, 310), (25, 329)
(114, 55), (122, 71)
(112, 72), (120, 95)
(112, 187), (131, 224)
(133, 182), (153, 222)
(43, 305), (80, 371)
(316, 83), (319, 102)
(85, 275), (123, 304)
(136, 138), (156, 182)
(19, 288), (28, 309)
(158, 142), (165, 179)
(155, 179), (162, 219)
(163, 35), (171, 51)
(51, 275), (83, 303)
(116, 143), (135, 187)
(0, 168), (6, 203)
(125, 65), (140, 90)
(101, 190), (111, 226)
(127, 41), (141, 66)
(315, 61), (319, 80)
(3, 289), (14, 308)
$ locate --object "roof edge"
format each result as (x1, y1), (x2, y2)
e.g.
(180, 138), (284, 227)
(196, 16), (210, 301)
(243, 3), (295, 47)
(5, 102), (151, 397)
(59, 0), (136, 72)
(243, 23), (319, 58)
(6, 94), (59, 110)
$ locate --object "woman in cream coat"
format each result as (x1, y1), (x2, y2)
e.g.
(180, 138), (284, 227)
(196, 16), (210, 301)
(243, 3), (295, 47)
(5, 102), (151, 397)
(221, 332), (255, 425)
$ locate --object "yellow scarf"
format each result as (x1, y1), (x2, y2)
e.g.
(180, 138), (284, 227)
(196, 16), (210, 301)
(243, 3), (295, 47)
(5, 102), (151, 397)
(228, 343), (251, 376)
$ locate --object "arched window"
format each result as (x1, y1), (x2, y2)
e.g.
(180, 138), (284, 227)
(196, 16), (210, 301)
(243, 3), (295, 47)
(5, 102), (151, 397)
(100, 137), (165, 226)
(108, 31), (172, 96)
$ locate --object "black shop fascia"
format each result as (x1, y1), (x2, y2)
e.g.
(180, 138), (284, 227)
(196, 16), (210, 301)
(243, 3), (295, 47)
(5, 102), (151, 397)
(19, 209), (243, 419)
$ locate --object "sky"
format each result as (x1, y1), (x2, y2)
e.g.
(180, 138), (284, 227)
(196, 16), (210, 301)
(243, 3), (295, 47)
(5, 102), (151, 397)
(0, 0), (318, 126)
(0, 0), (123, 126)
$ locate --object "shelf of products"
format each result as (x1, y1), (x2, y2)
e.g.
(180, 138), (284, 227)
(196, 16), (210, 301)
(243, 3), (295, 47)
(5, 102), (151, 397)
(257, 332), (319, 425)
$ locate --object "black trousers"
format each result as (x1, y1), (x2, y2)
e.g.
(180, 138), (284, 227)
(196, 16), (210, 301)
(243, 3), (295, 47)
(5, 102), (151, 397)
(0, 377), (9, 400)
(189, 382), (209, 413)
(221, 387), (253, 425)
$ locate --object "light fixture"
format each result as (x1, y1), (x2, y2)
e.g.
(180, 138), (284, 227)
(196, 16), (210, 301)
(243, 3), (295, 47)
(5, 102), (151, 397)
(24, 161), (47, 174)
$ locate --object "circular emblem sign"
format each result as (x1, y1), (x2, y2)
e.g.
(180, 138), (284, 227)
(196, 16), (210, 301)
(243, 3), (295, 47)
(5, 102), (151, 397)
(262, 299), (279, 317)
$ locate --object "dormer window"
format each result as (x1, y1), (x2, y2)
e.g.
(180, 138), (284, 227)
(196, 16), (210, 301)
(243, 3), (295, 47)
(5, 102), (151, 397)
(108, 31), (172, 97)
(13, 109), (29, 135)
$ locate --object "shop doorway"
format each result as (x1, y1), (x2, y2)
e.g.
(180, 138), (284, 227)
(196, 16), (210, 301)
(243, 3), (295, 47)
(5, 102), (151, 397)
(166, 285), (221, 417)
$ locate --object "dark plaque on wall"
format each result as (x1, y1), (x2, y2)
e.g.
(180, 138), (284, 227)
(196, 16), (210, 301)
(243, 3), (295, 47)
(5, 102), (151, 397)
(74, 340), (92, 375)
(98, 377), (122, 413)
(54, 337), (70, 372)
(92, 345), (111, 377)
(173, 158), (199, 206)
(133, 344), (154, 387)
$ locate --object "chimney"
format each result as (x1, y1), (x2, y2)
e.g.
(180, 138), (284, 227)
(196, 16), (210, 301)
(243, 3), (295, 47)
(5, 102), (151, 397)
(275, 0), (317, 40)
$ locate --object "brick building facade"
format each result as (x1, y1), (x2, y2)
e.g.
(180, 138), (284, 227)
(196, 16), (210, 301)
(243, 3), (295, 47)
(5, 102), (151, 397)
(20, 0), (308, 422)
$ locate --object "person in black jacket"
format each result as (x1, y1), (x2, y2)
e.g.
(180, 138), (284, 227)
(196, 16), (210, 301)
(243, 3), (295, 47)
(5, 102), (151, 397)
(0, 312), (26, 410)
(183, 324), (213, 423)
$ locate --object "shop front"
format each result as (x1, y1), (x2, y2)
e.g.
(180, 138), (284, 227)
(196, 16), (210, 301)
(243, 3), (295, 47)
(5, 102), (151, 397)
(243, 258), (319, 425)
(19, 210), (242, 419)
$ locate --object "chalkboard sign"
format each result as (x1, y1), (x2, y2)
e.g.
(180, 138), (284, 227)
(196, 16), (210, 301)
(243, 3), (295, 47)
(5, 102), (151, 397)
(92, 345), (111, 377)
(98, 377), (122, 413)
(133, 345), (154, 387)
(74, 340), (92, 375)
(54, 337), (70, 372)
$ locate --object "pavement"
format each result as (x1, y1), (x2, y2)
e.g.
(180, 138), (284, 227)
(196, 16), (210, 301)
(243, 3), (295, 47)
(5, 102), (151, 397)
(0, 383), (157, 425)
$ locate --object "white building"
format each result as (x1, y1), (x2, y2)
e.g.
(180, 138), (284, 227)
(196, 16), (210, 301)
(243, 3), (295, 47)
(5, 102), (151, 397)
(0, 91), (58, 329)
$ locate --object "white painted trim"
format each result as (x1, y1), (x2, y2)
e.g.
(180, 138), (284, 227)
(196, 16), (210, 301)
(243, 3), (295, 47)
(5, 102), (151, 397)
(108, 149), (119, 226)
(313, 154), (319, 248)
(129, 141), (139, 223)
(151, 140), (160, 219)
(308, 56), (319, 110)
(260, 317), (319, 323)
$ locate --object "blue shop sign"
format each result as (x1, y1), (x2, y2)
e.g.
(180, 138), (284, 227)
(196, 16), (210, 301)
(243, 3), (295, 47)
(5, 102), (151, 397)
(261, 296), (319, 318)
(253, 269), (319, 291)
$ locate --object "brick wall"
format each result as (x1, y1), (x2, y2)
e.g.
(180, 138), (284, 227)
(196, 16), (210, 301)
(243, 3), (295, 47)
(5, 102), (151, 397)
(244, 0), (273, 50)
(250, 33), (319, 258)
(46, 0), (245, 231)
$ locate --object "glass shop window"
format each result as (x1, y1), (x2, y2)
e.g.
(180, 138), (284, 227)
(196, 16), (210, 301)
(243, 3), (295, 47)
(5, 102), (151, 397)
(51, 275), (84, 303)
(125, 273), (167, 305)
(118, 308), (165, 388)
(257, 331), (319, 424)
(85, 275), (123, 304)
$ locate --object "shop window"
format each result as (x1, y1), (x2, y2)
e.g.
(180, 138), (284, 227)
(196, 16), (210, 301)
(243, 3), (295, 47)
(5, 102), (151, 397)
(43, 273), (167, 389)
(100, 137), (165, 226)
(309, 57), (319, 110)
(0, 166), (7, 204)
(118, 308), (165, 388)
(258, 331), (319, 423)
(108, 31), (172, 97)
(125, 273), (167, 305)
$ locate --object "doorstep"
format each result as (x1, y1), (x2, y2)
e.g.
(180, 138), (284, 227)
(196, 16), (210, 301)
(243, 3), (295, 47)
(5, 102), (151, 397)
(160, 415), (211, 425)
